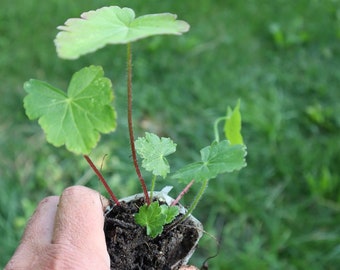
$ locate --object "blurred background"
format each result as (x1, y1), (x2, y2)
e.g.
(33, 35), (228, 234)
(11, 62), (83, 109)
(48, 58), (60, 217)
(1, 0), (339, 269)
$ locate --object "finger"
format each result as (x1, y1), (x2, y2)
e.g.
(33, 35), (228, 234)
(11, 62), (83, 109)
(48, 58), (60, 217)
(5, 196), (59, 269)
(23, 196), (59, 245)
(51, 186), (109, 263)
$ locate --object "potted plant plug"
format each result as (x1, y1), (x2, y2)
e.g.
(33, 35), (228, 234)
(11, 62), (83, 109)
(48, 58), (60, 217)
(23, 6), (247, 269)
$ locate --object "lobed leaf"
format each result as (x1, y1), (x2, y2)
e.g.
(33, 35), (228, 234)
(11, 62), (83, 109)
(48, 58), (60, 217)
(135, 132), (177, 178)
(173, 140), (247, 183)
(160, 205), (179, 224)
(23, 66), (116, 154)
(134, 201), (166, 238)
(55, 6), (190, 59)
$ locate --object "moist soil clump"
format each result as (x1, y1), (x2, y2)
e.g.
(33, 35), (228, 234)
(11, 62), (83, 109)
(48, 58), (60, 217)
(104, 197), (200, 270)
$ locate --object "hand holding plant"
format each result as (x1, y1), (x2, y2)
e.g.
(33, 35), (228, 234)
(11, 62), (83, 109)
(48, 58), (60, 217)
(21, 6), (247, 269)
(5, 186), (199, 270)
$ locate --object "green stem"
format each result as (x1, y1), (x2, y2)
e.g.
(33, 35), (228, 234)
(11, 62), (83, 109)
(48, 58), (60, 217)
(150, 175), (157, 202)
(126, 43), (150, 205)
(213, 116), (227, 142)
(182, 178), (209, 220)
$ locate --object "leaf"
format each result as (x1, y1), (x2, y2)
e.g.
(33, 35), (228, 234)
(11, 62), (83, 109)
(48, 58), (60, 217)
(135, 201), (166, 238)
(173, 140), (247, 183)
(23, 66), (116, 154)
(224, 99), (244, 145)
(135, 132), (177, 178)
(160, 205), (179, 224)
(55, 6), (190, 59)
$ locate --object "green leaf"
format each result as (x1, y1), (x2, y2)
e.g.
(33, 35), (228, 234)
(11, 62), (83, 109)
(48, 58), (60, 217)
(160, 205), (179, 224)
(173, 140), (247, 183)
(135, 132), (177, 178)
(23, 66), (116, 154)
(135, 201), (166, 238)
(55, 6), (190, 59)
(224, 99), (244, 145)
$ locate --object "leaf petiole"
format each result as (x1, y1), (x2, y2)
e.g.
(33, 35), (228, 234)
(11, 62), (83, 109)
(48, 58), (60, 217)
(126, 43), (150, 205)
(171, 179), (195, 206)
(83, 155), (120, 205)
(213, 116), (227, 143)
(181, 178), (209, 220)
(150, 175), (157, 202)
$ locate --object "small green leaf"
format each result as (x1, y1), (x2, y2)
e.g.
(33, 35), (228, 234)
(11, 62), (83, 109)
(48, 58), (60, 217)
(135, 132), (177, 178)
(160, 205), (179, 224)
(173, 140), (247, 183)
(224, 99), (244, 145)
(23, 66), (116, 154)
(55, 6), (190, 59)
(135, 201), (166, 238)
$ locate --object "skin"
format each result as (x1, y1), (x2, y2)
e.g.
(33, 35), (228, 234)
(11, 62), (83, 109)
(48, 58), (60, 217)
(5, 186), (198, 270)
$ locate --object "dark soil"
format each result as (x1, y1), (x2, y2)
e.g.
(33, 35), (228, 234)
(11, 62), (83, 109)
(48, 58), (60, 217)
(104, 197), (200, 270)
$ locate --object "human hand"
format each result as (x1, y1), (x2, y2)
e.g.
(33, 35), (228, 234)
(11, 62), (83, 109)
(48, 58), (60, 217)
(5, 186), (198, 270)
(5, 186), (110, 270)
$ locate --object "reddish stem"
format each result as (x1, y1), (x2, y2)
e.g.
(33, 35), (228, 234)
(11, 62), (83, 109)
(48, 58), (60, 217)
(126, 43), (150, 205)
(83, 155), (120, 205)
(171, 179), (195, 206)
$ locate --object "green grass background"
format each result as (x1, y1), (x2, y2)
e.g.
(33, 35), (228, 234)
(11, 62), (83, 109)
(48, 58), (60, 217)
(1, 0), (340, 269)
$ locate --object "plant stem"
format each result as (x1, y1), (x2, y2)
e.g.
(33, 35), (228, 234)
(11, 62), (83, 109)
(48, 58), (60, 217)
(171, 179), (195, 206)
(126, 43), (150, 205)
(83, 155), (120, 205)
(181, 179), (208, 220)
(150, 175), (157, 202)
(213, 116), (227, 142)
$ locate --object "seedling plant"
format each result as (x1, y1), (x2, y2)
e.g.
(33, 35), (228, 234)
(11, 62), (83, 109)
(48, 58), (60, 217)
(23, 6), (247, 239)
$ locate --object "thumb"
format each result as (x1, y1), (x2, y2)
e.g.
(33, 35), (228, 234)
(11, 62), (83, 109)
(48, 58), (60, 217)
(51, 186), (110, 269)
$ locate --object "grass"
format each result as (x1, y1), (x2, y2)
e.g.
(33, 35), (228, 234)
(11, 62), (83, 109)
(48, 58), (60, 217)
(1, 0), (340, 269)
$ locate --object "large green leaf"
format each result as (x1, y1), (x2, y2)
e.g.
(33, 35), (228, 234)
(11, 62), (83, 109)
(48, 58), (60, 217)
(135, 132), (177, 178)
(173, 140), (247, 183)
(23, 66), (116, 154)
(55, 6), (190, 59)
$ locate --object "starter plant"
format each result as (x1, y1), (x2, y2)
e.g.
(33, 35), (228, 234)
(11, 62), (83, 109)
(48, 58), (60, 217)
(23, 6), (247, 269)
